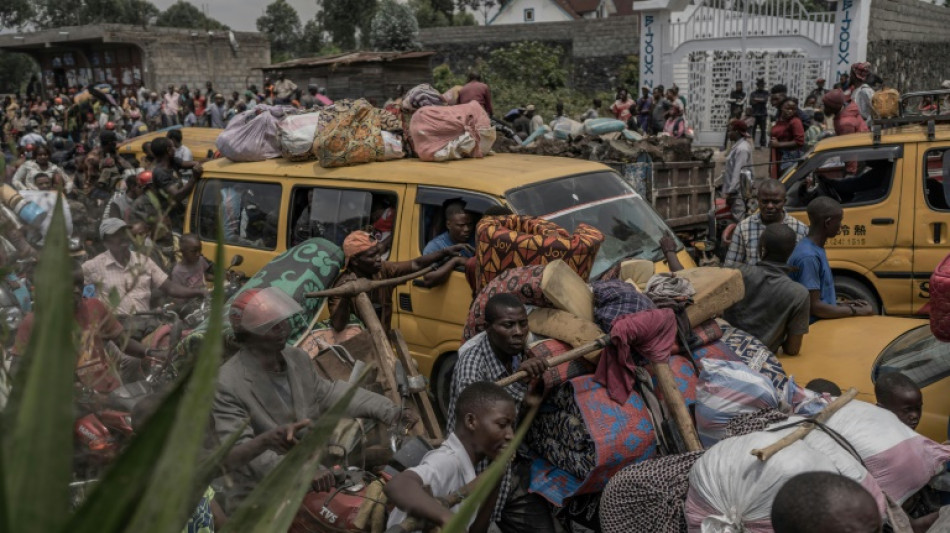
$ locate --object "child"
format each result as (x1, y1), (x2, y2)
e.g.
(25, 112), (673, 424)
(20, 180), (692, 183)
(384, 382), (516, 533)
(874, 371), (922, 430)
(805, 111), (826, 149)
(172, 233), (213, 290)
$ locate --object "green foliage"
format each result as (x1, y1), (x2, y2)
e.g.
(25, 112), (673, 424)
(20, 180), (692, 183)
(257, 0), (303, 61)
(2, 199), (75, 532)
(319, 0), (378, 51)
(0, 0), (33, 29)
(29, 0), (161, 28)
(370, 0), (421, 51)
(431, 63), (465, 92)
(618, 55), (639, 92)
(484, 41), (567, 90)
(431, 42), (613, 122)
(0, 51), (38, 94)
(155, 0), (229, 31)
(458, 0), (507, 24)
(410, 0), (477, 28)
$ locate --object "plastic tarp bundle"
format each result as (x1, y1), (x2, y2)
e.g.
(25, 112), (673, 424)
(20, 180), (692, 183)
(931, 252), (950, 341)
(278, 112), (322, 161)
(695, 359), (793, 447)
(551, 117), (584, 140)
(474, 215), (604, 293)
(409, 101), (492, 162)
(381, 131), (405, 160)
(685, 421), (888, 533)
(313, 99), (385, 168)
(583, 118), (627, 136)
(216, 105), (292, 162)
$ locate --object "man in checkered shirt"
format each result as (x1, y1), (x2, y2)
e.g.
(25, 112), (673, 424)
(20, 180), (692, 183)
(724, 179), (809, 267)
(447, 293), (556, 533)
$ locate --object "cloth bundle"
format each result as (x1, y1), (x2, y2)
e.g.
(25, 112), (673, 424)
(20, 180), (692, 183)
(600, 451), (704, 533)
(278, 112), (322, 161)
(527, 375), (658, 506)
(526, 338), (596, 393)
(718, 324), (789, 391)
(177, 238), (343, 358)
(594, 308), (678, 403)
(401, 84), (445, 112)
(216, 105), (292, 162)
(475, 215), (604, 293)
(409, 101), (492, 162)
(312, 99), (385, 168)
(463, 265), (549, 341)
(591, 279), (656, 333)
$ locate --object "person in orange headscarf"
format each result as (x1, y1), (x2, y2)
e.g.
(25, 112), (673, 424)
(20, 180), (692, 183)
(328, 230), (472, 333)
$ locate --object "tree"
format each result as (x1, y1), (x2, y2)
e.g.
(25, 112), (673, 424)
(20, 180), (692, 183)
(155, 0), (229, 30)
(257, 0), (302, 62)
(319, 0), (378, 51)
(458, 0), (507, 24)
(30, 0), (161, 28)
(0, 51), (38, 94)
(370, 0), (420, 51)
(410, 0), (450, 28)
(0, 0), (33, 29)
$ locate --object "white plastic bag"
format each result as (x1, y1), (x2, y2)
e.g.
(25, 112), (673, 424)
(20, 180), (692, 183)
(216, 105), (291, 162)
(278, 112), (321, 161)
(694, 359), (785, 447)
(432, 132), (477, 162)
(686, 421), (887, 532)
(381, 131), (405, 161)
(477, 127), (496, 155)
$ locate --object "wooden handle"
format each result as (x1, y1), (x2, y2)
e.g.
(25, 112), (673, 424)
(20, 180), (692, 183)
(494, 336), (610, 388)
(750, 387), (858, 462)
(352, 293), (402, 406)
(651, 361), (703, 452)
(306, 265), (437, 298)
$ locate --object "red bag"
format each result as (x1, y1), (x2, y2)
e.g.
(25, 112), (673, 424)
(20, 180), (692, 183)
(931, 252), (950, 341)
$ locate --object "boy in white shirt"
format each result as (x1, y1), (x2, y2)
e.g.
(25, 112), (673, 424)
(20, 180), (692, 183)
(385, 382), (516, 533)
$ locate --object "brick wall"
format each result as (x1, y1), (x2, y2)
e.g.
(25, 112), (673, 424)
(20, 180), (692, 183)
(867, 0), (950, 92)
(418, 16), (639, 91)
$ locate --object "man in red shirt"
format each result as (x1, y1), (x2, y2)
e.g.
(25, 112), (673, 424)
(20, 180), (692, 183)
(458, 71), (493, 117)
(822, 89), (869, 174)
(13, 268), (155, 394)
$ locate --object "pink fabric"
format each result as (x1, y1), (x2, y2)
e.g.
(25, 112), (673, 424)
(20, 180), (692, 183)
(863, 436), (950, 504)
(594, 308), (677, 403)
(408, 101), (491, 162)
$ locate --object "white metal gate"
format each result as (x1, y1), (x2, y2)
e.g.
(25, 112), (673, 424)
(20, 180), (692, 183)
(666, 0), (837, 146)
(684, 51), (831, 146)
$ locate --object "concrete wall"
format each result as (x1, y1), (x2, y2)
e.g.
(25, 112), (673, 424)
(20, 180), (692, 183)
(120, 27), (270, 97)
(418, 15), (639, 92)
(866, 0), (950, 91)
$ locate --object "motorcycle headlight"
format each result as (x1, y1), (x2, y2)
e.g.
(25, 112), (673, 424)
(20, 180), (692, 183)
(1, 307), (23, 333)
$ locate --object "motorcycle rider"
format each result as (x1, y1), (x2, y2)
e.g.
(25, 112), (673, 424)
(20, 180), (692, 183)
(13, 266), (159, 395)
(211, 287), (418, 512)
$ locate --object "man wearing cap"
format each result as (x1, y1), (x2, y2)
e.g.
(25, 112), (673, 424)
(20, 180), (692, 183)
(809, 78), (828, 102)
(212, 286), (415, 512)
(82, 218), (207, 337)
(721, 119), (754, 220)
(849, 62), (875, 127)
(749, 79), (770, 148)
(329, 230), (472, 333)
(208, 93), (227, 129)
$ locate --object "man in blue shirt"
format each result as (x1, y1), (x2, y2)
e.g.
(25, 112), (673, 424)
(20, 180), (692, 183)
(424, 201), (475, 258)
(788, 197), (874, 320)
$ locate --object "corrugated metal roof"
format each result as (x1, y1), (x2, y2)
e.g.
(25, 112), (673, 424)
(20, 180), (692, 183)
(263, 51), (435, 70)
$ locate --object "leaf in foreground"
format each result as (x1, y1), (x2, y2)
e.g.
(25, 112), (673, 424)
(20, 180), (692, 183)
(2, 199), (75, 532)
(220, 369), (371, 533)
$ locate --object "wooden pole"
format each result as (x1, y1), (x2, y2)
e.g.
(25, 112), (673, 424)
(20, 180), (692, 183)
(390, 329), (443, 441)
(750, 387), (859, 462)
(352, 292), (401, 405)
(651, 361), (703, 452)
(305, 265), (436, 299)
(495, 336), (610, 388)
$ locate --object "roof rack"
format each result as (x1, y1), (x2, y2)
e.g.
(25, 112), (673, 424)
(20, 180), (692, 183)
(871, 114), (950, 145)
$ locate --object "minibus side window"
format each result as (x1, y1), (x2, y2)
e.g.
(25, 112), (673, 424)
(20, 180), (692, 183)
(196, 179), (281, 249)
(288, 187), (398, 251)
(924, 148), (950, 211)
(785, 146), (901, 209)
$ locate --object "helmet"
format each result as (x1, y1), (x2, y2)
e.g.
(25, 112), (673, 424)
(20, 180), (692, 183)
(229, 287), (303, 335)
(54, 97), (63, 105)
(24, 143), (35, 153)
(137, 170), (153, 187)
(130, 110), (141, 120)
(105, 121), (115, 131)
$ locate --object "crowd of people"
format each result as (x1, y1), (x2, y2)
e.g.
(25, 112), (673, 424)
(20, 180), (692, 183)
(1, 64), (946, 533)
